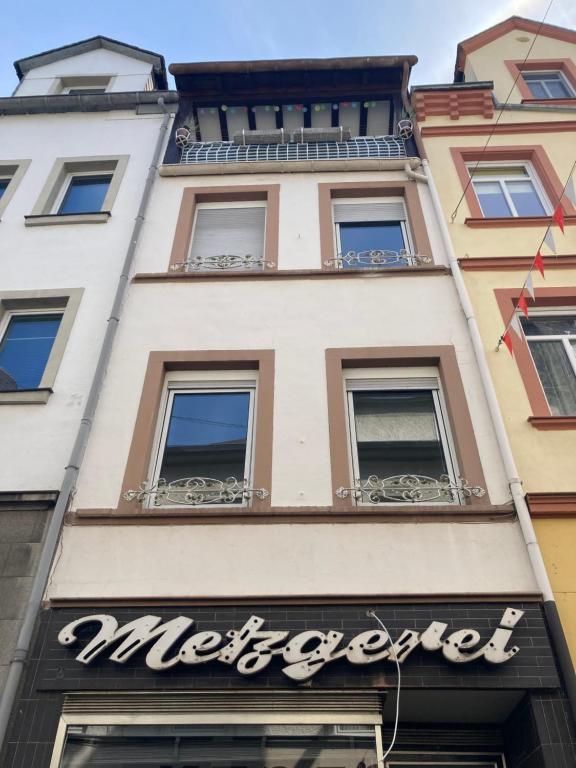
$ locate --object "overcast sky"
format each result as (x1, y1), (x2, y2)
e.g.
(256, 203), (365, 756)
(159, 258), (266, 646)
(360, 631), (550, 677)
(1, 0), (575, 96)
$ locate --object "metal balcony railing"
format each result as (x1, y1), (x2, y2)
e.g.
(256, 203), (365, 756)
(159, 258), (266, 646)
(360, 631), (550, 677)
(122, 477), (269, 506)
(179, 136), (407, 165)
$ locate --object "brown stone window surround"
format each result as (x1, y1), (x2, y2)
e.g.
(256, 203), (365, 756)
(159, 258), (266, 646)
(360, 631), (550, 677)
(326, 346), (488, 510)
(117, 350), (274, 516)
(318, 181), (434, 269)
(169, 184), (280, 271)
(450, 145), (576, 228)
(494, 288), (576, 430)
(505, 59), (576, 105)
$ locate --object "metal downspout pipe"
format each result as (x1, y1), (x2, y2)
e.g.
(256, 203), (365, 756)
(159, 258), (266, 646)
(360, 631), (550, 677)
(411, 157), (576, 722)
(0, 97), (172, 752)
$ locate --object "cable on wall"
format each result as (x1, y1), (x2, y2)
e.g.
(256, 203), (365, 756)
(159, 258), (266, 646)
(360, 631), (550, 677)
(367, 611), (401, 766)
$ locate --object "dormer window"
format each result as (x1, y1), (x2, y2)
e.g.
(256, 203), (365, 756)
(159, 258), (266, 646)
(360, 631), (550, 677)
(57, 76), (111, 95)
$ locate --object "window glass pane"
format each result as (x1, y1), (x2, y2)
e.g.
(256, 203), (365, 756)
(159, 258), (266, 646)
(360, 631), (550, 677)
(546, 78), (571, 98)
(339, 222), (406, 268)
(472, 181), (512, 217)
(506, 179), (546, 216)
(59, 723), (377, 768)
(158, 391), (251, 497)
(0, 314), (61, 390)
(58, 174), (112, 214)
(0, 179), (9, 198)
(528, 340), (576, 415)
(352, 390), (450, 501)
(526, 79), (548, 99)
(521, 315), (576, 336)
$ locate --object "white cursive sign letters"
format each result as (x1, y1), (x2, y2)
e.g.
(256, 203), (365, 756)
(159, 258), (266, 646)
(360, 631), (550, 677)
(58, 607), (524, 682)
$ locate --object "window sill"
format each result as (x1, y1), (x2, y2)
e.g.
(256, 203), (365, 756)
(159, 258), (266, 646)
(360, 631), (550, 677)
(24, 211), (111, 226)
(465, 215), (576, 228)
(72, 503), (514, 524)
(133, 266), (450, 282)
(0, 388), (52, 404)
(528, 415), (576, 430)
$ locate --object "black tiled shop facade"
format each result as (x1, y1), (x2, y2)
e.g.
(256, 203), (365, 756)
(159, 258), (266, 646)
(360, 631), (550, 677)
(3, 602), (575, 767)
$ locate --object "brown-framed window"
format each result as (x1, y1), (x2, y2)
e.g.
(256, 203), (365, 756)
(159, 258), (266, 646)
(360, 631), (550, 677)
(450, 146), (575, 226)
(119, 351), (274, 513)
(326, 347), (487, 509)
(505, 59), (576, 103)
(169, 185), (279, 273)
(318, 182), (433, 270)
(495, 288), (576, 429)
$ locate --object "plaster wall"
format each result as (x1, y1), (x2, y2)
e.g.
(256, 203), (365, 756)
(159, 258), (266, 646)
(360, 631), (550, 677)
(46, 520), (537, 600)
(534, 519), (576, 654)
(463, 268), (576, 494)
(0, 109), (170, 491)
(71, 273), (510, 511)
(13, 49), (153, 96)
(465, 30), (576, 103)
(138, 169), (449, 273)
(422, 132), (576, 258)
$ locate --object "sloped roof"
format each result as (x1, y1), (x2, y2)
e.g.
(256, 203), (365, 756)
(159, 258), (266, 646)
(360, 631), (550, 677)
(14, 35), (167, 89)
(454, 16), (576, 80)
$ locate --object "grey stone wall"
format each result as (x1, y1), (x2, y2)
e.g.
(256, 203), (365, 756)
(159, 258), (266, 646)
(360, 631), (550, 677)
(0, 496), (54, 694)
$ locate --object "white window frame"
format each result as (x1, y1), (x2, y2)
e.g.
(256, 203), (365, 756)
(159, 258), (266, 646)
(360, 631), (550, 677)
(148, 376), (258, 508)
(468, 161), (551, 218)
(522, 308), (576, 413)
(344, 372), (461, 506)
(52, 170), (114, 215)
(522, 70), (576, 99)
(188, 200), (268, 270)
(332, 197), (415, 268)
(57, 75), (113, 95)
(0, 308), (64, 389)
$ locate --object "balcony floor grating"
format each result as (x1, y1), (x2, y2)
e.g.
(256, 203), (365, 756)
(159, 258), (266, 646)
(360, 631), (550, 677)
(180, 136), (407, 164)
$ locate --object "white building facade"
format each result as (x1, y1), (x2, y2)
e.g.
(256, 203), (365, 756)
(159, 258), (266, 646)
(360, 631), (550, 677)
(0, 35), (176, 701)
(2, 52), (575, 767)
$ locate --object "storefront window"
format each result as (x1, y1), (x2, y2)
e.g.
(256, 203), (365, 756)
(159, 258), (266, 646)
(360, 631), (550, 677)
(57, 723), (379, 768)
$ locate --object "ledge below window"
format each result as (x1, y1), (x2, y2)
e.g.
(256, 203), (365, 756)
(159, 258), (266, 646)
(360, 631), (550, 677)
(528, 415), (576, 430)
(24, 211), (111, 226)
(133, 266), (450, 282)
(0, 388), (52, 405)
(72, 503), (514, 524)
(464, 215), (576, 229)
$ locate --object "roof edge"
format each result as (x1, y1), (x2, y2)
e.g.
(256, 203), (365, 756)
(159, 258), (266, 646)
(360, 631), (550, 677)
(14, 35), (168, 89)
(454, 16), (576, 79)
(170, 55), (418, 76)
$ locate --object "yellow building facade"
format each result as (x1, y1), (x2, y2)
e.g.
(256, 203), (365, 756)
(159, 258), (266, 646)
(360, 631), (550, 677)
(413, 16), (576, 656)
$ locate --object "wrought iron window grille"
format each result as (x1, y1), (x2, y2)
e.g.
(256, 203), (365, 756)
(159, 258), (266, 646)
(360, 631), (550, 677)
(336, 474), (486, 504)
(122, 477), (269, 506)
(170, 254), (275, 272)
(325, 249), (432, 269)
(179, 136), (407, 165)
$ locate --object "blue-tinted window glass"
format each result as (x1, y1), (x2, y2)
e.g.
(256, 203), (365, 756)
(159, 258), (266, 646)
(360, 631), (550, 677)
(339, 222), (406, 269)
(472, 181), (512, 217)
(507, 180), (546, 216)
(58, 175), (112, 214)
(0, 314), (62, 390)
(159, 391), (251, 486)
(0, 179), (9, 199)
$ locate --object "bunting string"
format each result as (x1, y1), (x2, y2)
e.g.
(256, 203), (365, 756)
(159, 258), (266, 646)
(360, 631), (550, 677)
(497, 158), (576, 354)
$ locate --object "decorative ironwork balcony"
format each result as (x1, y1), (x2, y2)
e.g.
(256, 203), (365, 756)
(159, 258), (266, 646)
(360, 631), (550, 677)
(179, 136), (407, 165)
(122, 477), (269, 506)
(325, 249), (432, 269)
(170, 254), (275, 272)
(336, 474), (486, 504)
